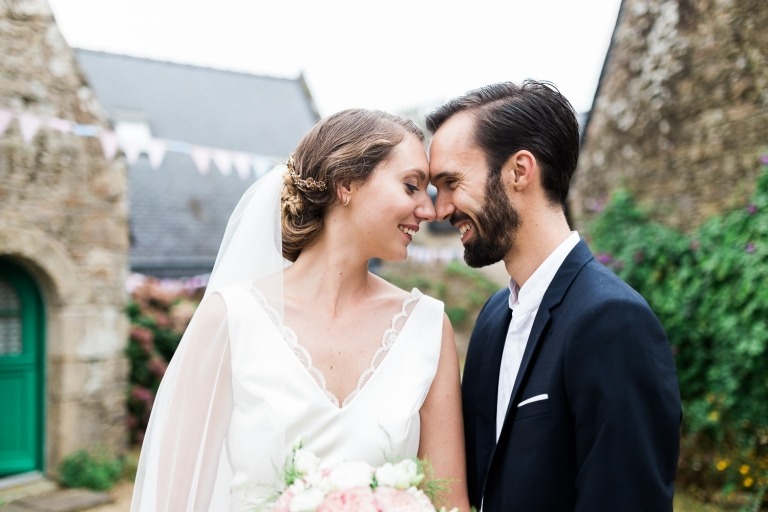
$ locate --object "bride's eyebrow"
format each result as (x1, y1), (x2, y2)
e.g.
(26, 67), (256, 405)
(404, 169), (427, 181)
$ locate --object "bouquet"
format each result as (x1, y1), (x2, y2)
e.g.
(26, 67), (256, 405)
(270, 439), (458, 512)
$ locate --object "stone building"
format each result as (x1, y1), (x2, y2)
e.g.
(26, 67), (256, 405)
(571, 0), (768, 231)
(0, 0), (129, 485)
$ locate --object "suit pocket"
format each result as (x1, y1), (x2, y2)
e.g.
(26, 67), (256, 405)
(514, 398), (551, 421)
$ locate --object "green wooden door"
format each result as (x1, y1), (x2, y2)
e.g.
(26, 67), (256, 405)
(0, 259), (45, 476)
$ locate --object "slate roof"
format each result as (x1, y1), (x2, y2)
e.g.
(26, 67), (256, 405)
(75, 49), (320, 277)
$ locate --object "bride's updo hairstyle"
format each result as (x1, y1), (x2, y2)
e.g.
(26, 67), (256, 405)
(281, 108), (424, 262)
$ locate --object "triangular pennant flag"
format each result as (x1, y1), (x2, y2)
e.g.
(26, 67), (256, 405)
(119, 138), (143, 165)
(19, 113), (41, 143)
(99, 130), (119, 161)
(47, 118), (73, 133)
(0, 109), (13, 136)
(190, 147), (212, 174)
(233, 152), (253, 180)
(147, 139), (167, 169)
(212, 150), (233, 176)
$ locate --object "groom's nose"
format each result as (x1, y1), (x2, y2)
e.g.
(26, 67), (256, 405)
(433, 190), (455, 222)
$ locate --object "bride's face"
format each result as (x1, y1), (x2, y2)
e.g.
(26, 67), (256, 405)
(347, 134), (435, 261)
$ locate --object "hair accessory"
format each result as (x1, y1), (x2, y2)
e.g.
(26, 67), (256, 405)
(287, 153), (327, 192)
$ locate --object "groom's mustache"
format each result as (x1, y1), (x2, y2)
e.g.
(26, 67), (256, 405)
(450, 212), (472, 227)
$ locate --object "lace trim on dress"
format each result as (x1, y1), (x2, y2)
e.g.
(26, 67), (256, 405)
(249, 285), (422, 408)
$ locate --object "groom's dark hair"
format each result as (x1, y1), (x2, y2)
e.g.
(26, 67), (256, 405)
(426, 80), (580, 208)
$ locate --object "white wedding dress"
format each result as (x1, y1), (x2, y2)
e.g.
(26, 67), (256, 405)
(131, 281), (444, 511)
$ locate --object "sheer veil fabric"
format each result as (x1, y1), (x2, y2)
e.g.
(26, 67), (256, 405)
(131, 166), (288, 511)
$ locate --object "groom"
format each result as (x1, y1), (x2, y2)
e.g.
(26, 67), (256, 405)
(426, 80), (681, 511)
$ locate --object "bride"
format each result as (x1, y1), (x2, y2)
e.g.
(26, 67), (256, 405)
(130, 109), (471, 511)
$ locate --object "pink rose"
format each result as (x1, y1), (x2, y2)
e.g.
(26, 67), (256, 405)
(374, 487), (435, 511)
(317, 487), (378, 512)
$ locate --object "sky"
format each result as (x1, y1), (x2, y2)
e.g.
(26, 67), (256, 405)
(46, 0), (623, 117)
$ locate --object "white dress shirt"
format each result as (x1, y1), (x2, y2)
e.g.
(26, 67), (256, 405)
(495, 231), (580, 439)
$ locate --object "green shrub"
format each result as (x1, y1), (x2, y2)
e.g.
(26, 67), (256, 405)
(586, 151), (768, 503)
(58, 448), (124, 491)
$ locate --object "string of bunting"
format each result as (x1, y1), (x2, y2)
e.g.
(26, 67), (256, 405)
(0, 107), (280, 180)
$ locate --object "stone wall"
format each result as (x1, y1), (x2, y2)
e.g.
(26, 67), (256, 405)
(0, 0), (129, 472)
(571, 0), (768, 232)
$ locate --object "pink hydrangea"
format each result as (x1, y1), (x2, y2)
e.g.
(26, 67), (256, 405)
(317, 487), (378, 512)
(374, 486), (434, 511)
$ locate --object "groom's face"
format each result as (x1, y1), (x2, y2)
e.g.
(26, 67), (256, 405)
(429, 113), (520, 268)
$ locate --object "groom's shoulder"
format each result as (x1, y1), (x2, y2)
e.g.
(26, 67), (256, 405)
(476, 287), (510, 318)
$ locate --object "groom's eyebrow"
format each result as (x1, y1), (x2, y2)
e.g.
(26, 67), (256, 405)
(431, 170), (457, 183)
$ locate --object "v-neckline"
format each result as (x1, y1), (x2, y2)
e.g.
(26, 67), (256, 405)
(249, 285), (423, 409)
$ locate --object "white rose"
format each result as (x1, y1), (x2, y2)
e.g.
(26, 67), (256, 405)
(288, 486), (324, 512)
(294, 449), (321, 475)
(376, 459), (423, 489)
(327, 460), (374, 490)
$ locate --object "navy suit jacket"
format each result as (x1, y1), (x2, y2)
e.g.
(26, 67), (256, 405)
(462, 240), (681, 511)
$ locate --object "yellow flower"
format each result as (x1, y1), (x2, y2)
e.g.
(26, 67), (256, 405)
(739, 464), (750, 475)
(707, 410), (720, 422)
(716, 460), (730, 471)
(743, 477), (754, 488)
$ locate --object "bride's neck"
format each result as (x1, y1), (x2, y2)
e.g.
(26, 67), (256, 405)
(284, 242), (373, 311)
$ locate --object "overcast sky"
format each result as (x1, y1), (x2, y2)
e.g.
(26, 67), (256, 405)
(46, 0), (622, 117)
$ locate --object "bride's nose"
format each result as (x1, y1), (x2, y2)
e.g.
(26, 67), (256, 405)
(415, 191), (436, 222)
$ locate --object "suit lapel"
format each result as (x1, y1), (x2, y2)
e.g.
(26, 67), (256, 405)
(494, 240), (594, 444)
(476, 293), (512, 447)
(469, 290), (511, 495)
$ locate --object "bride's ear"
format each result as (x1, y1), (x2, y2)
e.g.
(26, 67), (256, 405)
(335, 180), (353, 207)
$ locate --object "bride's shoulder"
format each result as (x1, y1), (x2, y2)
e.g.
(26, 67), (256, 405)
(371, 274), (441, 307)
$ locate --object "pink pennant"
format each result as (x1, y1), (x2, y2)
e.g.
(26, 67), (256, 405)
(99, 130), (119, 161)
(0, 109), (13, 136)
(19, 113), (41, 143)
(47, 117), (73, 133)
(147, 139), (167, 169)
(190, 147), (212, 174)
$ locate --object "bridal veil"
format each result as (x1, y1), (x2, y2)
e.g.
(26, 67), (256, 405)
(131, 166), (288, 511)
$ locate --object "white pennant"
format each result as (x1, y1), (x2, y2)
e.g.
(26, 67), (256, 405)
(212, 150), (233, 176)
(99, 130), (119, 161)
(190, 147), (212, 174)
(0, 109), (13, 136)
(119, 138), (143, 165)
(19, 113), (41, 143)
(147, 139), (167, 169)
(233, 152), (253, 180)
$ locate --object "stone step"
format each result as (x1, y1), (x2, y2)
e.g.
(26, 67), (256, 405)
(0, 473), (58, 506)
(1, 489), (112, 512)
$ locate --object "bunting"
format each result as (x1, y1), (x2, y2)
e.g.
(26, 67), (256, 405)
(0, 107), (281, 180)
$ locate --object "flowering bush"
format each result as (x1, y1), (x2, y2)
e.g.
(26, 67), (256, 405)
(125, 274), (204, 444)
(271, 440), (458, 512)
(586, 152), (768, 505)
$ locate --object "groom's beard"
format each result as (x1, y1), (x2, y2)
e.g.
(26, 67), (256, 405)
(463, 171), (520, 268)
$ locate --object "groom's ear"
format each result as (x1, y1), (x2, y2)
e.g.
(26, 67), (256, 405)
(502, 150), (537, 193)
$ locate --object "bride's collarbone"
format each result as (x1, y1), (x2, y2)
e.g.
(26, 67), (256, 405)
(284, 293), (413, 359)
